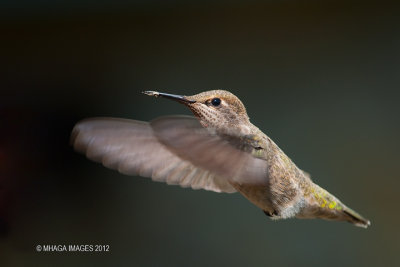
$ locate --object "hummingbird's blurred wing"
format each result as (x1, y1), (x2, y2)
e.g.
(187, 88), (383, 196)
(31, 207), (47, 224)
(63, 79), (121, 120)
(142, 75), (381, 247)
(71, 117), (236, 193)
(151, 116), (268, 186)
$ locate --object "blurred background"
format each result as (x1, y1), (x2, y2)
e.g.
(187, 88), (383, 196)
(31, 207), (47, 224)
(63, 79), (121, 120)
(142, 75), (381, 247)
(1, 0), (399, 266)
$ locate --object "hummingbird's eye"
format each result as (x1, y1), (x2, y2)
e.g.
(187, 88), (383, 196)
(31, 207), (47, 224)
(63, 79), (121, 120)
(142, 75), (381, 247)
(211, 98), (221, 106)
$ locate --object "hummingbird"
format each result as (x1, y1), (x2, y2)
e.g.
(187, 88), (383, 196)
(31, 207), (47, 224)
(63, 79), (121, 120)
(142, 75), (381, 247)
(71, 90), (370, 228)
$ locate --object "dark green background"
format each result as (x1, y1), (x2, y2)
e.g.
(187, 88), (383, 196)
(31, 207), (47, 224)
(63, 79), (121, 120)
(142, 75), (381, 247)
(1, 0), (399, 266)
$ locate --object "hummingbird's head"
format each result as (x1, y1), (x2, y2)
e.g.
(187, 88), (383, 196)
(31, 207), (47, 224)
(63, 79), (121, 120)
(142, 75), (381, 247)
(143, 90), (250, 131)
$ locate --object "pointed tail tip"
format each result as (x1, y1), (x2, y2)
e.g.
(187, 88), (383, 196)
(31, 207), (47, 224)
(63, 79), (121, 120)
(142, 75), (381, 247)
(354, 218), (371, 229)
(343, 210), (371, 229)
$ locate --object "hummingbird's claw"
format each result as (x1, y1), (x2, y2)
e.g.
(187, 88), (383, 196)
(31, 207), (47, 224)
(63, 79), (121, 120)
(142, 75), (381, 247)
(263, 210), (279, 217)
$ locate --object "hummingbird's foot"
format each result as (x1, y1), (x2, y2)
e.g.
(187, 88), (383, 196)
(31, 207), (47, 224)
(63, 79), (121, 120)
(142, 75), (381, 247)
(263, 210), (279, 217)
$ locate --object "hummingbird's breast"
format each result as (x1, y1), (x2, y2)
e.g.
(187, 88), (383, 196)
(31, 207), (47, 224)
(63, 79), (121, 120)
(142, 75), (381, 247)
(231, 131), (310, 219)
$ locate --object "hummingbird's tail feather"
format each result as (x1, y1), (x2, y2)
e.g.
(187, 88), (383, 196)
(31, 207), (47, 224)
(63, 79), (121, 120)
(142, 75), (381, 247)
(341, 206), (371, 228)
(299, 184), (370, 228)
(297, 203), (371, 228)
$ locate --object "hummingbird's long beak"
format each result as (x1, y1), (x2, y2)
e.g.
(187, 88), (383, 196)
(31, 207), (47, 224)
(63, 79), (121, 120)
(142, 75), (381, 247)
(142, 91), (196, 104)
